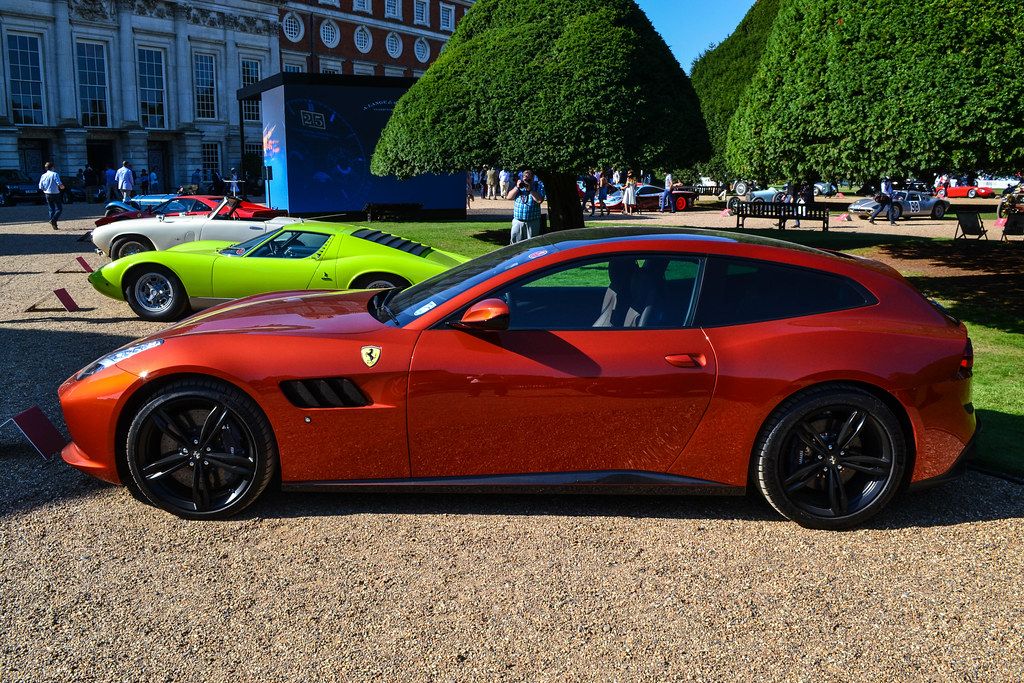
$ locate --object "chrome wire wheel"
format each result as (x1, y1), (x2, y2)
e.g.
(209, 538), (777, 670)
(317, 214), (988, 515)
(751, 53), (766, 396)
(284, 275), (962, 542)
(133, 396), (259, 515)
(779, 406), (896, 519)
(133, 272), (175, 315)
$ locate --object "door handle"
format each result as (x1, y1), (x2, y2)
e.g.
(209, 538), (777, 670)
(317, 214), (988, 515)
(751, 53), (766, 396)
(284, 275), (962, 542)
(665, 353), (707, 368)
(321, 272), (332, 281)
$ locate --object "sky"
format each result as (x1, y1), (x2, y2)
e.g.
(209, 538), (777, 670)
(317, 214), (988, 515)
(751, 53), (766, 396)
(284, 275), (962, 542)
(634, 0), (757, 72)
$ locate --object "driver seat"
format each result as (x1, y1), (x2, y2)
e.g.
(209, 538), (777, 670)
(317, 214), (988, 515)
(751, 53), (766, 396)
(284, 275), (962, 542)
(624, 258), (669, 328)
(593, 258), (638, 328)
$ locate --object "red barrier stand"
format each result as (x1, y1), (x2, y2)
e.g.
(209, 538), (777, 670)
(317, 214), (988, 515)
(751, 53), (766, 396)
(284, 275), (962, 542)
(56, 256), (94, 273)
(25, 288), (82, 313)
(2, 406), (68, 459)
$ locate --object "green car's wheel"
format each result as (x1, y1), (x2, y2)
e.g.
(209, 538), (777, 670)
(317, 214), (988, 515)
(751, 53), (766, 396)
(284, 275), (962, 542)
(124, 265), (189, 321)
(111, 235), (154, 260)
(351, 273), (410, 290)
(124, 378), (277, 520)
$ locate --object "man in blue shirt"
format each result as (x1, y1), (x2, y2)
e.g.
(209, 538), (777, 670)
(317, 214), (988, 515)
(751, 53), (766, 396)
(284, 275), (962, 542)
(506, 169), (545, 243)
(38, 161), (64, 230)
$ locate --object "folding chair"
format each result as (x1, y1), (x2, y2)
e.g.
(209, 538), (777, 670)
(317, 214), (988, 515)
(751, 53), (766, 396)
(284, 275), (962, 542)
(954, 212), (987, 240)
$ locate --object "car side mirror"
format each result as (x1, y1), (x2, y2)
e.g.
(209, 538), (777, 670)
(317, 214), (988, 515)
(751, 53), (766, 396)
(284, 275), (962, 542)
(449, 298), (509, 332)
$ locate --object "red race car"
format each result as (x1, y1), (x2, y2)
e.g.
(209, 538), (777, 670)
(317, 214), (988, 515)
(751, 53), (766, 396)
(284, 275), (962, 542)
(938, 185), (996, 199)
(58, 228), (976, 529)
(596, 184), (699, 213)
(94, 195), (285, 227)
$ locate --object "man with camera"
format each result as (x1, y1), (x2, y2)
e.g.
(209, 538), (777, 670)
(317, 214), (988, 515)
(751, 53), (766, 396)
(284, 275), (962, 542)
(507, 169), (545, 243)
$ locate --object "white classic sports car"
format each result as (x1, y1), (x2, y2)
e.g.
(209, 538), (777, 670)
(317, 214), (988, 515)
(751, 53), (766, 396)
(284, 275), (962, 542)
(92, 197), (299, 260)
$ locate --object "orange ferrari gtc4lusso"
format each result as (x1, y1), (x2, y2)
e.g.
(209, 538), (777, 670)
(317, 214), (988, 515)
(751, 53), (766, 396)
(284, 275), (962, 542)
(58, 228), (977, 529)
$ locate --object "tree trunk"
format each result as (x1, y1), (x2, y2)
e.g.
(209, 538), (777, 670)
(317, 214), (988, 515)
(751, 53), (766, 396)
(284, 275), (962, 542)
(541, 171), (585, 231)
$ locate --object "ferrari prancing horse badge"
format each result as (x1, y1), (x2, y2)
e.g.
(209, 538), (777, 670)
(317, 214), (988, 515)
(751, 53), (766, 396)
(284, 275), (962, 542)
(361, 345), (381, 368)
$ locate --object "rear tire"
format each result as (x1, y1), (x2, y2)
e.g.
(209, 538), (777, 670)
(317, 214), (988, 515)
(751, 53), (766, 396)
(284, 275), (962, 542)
(350, 272), (410, 290)
(727, 196), (740, 211)
(890, 204), (903, 221)
(931, 203), (947, 219)
(967, 189), (977, 198)
(124, 265), (189, 321)
(111, 235), (154, 260)
(753, 385), (907, 530)
(674, 196), (688, 211)
(734, 181), (749, 196)
(124, 379), (277, 520)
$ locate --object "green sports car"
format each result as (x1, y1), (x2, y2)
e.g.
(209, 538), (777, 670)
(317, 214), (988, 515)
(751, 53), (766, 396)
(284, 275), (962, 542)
(88, 221), (468, 321)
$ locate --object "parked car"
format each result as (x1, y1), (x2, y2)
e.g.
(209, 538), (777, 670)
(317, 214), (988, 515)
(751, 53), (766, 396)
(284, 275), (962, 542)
(855, 179), (932, 196)
(727, 187), (785, 210)
(87, 223), (468, 321)
(0, 169), (43, 206)
(94, 195), (284, 228)
(938, 185), (997, 199)
(103, 193), (180, 217)
(848, 191), (949, 220)
(814, 182), (838, 197)
(91, 197), (296, 260)
(58, 227), (977, 528)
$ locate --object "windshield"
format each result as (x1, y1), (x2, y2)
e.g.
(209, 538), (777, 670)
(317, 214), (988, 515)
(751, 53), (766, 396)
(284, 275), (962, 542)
(219, 229), (279, 256)
(382, 240), (563, 326)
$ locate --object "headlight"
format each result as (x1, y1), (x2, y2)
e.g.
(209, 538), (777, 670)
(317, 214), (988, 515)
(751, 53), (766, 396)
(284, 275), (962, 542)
(77, 339), (164, 379)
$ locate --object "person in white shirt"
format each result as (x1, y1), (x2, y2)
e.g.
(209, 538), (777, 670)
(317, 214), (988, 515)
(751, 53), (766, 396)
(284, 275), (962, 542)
(115, 161), (134, 201)
(38, 161), (65, 230)
(660, 172), (675, 213)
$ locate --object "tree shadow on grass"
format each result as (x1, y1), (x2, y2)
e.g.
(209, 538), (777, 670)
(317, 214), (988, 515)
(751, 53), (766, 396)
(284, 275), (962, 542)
(470, 228), (512, 247)
(721, 228), (933, 252)
(972, 409), (1024, 481)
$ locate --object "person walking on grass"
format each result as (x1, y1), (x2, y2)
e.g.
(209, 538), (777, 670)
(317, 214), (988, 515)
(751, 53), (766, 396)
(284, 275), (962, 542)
(38, 161), (65, 230)
(508, 169), (545, 243)
(486, 166), (499, 200)
(115, 161), (134, 201)
(869, 177), (896, 225)
(660, 171), (675, 213)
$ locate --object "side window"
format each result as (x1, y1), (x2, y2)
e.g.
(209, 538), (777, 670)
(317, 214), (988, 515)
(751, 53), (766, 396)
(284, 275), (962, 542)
(249, 231), (330, 259)
(695, 257), (873, 327)
(496, 254), (702, 330)
(162, 199), (190, 213)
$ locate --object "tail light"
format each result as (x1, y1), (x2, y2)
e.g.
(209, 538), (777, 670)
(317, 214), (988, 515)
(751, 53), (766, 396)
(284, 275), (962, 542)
(957, 338), (973, 379)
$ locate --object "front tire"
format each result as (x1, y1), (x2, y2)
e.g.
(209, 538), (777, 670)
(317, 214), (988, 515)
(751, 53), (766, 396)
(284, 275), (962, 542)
(967, 189), (977, 198)
(931, 202), (947, 219)
(890, 204), (903, 221)
(124, 265), (189, 321)
(753, 385), (907, 530)
(734, 181), (749, 196)
(111, 235), (154, 260)
(124, 379), (277, 519)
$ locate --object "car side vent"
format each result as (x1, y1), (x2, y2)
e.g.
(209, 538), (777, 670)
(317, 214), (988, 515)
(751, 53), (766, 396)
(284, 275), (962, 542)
(280, 378), (370, 408)
(351, 228), (432, 257)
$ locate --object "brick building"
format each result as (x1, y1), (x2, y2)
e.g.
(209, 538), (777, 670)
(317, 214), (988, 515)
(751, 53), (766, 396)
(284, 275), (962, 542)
(278, 0), (474, 77)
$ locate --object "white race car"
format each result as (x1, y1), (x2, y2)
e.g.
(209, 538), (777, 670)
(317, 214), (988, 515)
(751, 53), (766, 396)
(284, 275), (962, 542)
(91, 197), (299, 260)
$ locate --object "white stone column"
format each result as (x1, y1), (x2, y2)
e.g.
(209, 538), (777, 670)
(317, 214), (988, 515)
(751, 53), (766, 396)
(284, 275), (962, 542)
(116, 0), (139, 126)
(53, 0), (78, 125)
(61, 128), (89, 174)
(174, 5), (193, 127)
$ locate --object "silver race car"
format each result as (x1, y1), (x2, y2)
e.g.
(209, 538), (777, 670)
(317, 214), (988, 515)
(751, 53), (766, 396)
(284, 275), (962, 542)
(848, 190), (949, 220)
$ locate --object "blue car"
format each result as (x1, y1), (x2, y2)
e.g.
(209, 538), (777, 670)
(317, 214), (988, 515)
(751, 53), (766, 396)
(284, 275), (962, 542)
(103, 193), (180, 217)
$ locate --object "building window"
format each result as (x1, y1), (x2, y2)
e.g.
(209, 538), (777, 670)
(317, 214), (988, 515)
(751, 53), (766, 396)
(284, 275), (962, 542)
(352, 62), (375, 76)
(385, 0), (401, 19)
(201, 142), (221, 177)
(76, 41), (109, 127)
(244, 141), (262, 159)
(193, 52), (217, 120)
(354, 26), (372, 53)
(241, 58), (261, 122)
(7, 34), (45, 126)
(283, 62), (305, 73)
(413, 0), (429, 26)
(385, 32), (403, 59)
(137, 48), (166, 129)
(282, 12), (304, 42)
(354, 0), (371, 13)
(414, 37), (430, 63)
(320, 58), (342, 73)
(320, 20), (340, 48)
(384, 66), (405, 77)
(439, 2), (455, 31)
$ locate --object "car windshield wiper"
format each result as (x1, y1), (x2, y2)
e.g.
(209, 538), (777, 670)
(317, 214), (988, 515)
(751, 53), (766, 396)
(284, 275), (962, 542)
(375, 289), (400, 325)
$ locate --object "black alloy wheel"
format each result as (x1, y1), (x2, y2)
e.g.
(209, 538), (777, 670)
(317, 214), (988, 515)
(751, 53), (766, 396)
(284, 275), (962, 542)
(125, 380), (277, 519)
(754, 385), (906, 529)
(351, 273), (410, 290)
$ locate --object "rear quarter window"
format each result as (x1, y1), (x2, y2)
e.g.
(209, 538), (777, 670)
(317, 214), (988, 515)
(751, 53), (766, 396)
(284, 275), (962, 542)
(695, 257), (875, 327)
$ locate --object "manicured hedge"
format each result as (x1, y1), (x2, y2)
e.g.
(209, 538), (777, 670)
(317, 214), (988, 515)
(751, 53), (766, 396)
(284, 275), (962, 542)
(726, 0), (1024, 180)
(689, 0), (782, 181)
(372, 0), (709, 227)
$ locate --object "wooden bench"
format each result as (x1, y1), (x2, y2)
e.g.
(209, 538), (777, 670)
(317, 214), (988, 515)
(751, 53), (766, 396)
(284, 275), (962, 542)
(734, 201), (831, 231)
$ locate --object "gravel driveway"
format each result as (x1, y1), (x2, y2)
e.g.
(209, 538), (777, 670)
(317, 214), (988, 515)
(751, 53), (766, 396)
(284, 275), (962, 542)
(1, 205), (1022, 681)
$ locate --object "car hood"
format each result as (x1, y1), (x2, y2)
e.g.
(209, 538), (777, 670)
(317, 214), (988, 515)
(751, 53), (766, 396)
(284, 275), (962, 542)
(156, 289), (385, 339)
(849, 198), (876, 209)
(5, 182), (37, 191)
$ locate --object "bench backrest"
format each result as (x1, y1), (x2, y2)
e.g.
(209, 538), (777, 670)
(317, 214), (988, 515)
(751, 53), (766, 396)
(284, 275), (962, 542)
(735, 201), (829, 218)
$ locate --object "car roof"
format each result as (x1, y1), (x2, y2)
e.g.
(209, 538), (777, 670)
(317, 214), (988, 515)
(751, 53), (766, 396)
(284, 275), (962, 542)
(526, 226), (831, 257)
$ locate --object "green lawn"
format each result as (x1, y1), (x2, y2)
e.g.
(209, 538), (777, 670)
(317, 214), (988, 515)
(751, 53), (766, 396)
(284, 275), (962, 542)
(368, 219), (1023, 479)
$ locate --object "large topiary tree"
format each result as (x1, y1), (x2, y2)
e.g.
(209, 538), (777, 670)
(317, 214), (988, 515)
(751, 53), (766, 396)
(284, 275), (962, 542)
(726, 0), (1024, 182)
(689, 0), (782, 182)
(371, 0), (710, 230)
